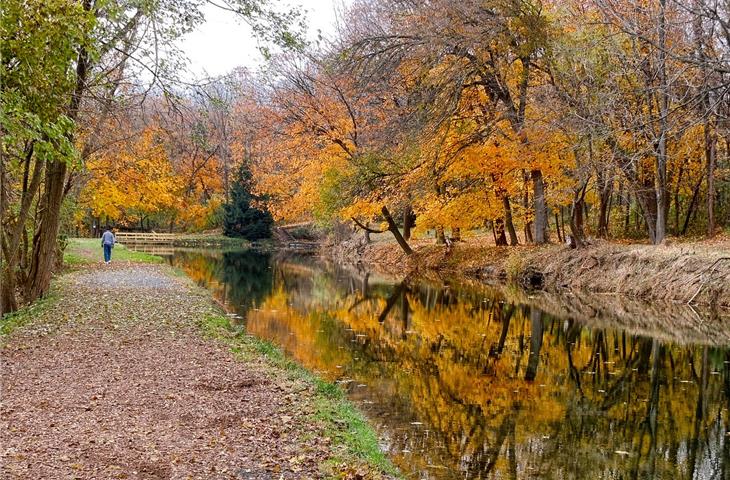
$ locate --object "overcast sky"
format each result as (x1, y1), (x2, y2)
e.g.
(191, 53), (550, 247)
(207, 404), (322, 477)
(179, 0), (347, 79)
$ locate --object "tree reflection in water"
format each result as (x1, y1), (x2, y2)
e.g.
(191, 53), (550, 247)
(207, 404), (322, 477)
(171, 249), (273, 313)
(169, 249), (730, 480)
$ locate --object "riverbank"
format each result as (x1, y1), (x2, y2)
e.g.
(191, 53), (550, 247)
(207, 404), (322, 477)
(1, 252), (397, 478)
(170, 233), (251, 248)
(331, 233), (730, 308)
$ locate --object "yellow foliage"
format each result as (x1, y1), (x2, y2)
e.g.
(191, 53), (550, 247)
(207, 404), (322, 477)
(78, 121), (229, 230)
(81, 127), (182, 223)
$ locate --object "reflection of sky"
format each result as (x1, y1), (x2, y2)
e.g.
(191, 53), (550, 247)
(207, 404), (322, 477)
(170, 248), (730, 480)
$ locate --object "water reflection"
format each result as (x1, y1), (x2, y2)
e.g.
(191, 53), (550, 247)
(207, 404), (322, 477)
(171, 249), (273, 311)
(167, 249), (730, 479)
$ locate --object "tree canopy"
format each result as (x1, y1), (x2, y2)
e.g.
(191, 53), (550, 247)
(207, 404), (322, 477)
(1, 0), (303, 314)
(3, 0), (729, 314)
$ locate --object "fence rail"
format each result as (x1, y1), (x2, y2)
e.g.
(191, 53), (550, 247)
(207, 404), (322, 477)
(115, 232), (178, 244)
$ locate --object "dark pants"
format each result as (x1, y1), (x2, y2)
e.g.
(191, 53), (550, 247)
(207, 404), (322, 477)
(103, 244), (112, 262)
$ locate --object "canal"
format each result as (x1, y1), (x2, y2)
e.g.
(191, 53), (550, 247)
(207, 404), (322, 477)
(163, 247), (730, 479)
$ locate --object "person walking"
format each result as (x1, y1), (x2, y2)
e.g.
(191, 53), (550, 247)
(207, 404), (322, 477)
(101, 228), (116, 264)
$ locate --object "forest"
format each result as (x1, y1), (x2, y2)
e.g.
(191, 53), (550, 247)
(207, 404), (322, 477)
(2, 0), (730, 314)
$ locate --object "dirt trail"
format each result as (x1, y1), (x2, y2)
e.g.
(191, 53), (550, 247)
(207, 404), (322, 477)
(0, 264), (338, 479)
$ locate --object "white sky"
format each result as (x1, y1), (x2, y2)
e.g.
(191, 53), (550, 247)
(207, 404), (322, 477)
(179, 0), (346, 79)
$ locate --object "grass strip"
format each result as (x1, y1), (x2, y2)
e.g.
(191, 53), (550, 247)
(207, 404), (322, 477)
(64, 238), (164, 265)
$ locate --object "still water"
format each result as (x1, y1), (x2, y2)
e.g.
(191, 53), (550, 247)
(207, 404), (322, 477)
(164, 248), (730, 479)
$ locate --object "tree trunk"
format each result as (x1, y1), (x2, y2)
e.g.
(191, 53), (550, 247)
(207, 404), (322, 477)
(451, 227), (461, 242)
(25, 23), (91, 303)
(638, 176), (658, 243)
(597, 168), (613, 238)
(493, 219), (508, 246)
(568, 184), (588, 248)
(1, 262), (18, 316)
(381, 206), (412, 255)
(532, 169), (548, 244)
(0, 152), (6, 244)
(525, 309), (544, 381)
(655, 160), (668, 244)
(688, 345), (709, 479)
(503, 196), (518, 246)
(378, 281), (408, 323)
(26, 160), (68, 301)
(402, 206), (416, 241)
(682, 174), (704, 235)
(491, 305), (514, 357)
(0, 61), (11, 316)
(575, 198), (585, 238)
(706, 122), (716, 237)
(493, 174), (518, 246)
(606, 187), (614, 234)
(522, 171), (533, 244)
(400, 287), (411, 339)
(435, 225), (446, 245)
(654, 0), (669, 245)
(20, 228), (29, 271)
(570, 201), (586, 248)
(524, 223), (533, 244)
(673, 164), (684, 235)
(1, 144), (44, 314)
(363, 223), (371, 244)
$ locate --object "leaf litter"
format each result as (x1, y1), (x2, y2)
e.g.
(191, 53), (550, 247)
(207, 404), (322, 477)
(1, 263), (386, 479)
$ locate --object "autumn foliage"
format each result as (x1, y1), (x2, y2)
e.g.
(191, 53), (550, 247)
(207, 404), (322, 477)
(243, 0), (728, 249)
(69, 0), (729, 248)
(5, 0), (730, 315)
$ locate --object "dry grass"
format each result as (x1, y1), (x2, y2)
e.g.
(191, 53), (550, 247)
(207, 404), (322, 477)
(534, 238), (730, 307)
(342, 232), (730, 308)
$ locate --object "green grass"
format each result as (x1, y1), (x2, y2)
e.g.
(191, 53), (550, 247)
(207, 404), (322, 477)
(312, 379), (397, 475)
(0, 288), (57, 339)
(200, 313), (399, 478)
(64, 238), (164, 265)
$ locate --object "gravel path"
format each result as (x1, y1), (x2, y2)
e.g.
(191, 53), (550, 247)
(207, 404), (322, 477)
(73, 268), (180, 290)
(1, 264), (335, 479)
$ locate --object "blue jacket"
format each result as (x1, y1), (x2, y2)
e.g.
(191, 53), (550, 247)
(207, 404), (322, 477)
(101, 231), (115, 247)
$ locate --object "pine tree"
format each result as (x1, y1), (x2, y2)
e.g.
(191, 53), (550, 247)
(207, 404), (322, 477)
(223, 162), (273, 240)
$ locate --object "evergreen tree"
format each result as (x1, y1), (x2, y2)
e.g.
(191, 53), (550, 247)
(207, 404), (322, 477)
(223, 162), (273, 240)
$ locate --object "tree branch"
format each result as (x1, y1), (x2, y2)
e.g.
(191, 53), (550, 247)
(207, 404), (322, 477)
(351, 217), (386, 233)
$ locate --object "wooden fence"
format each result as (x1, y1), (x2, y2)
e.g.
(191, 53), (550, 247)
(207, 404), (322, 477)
(114, 232), (178, 245)
(128, 246), (176, 256)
